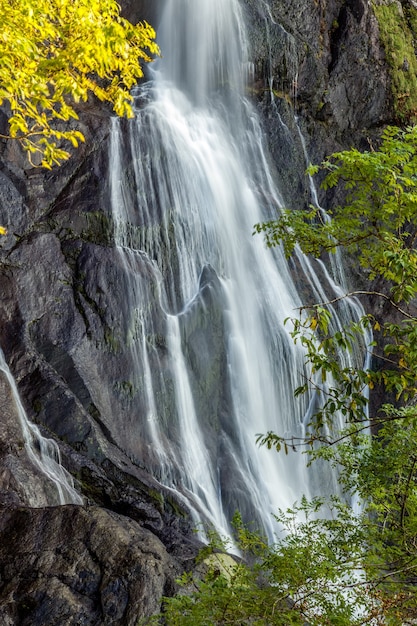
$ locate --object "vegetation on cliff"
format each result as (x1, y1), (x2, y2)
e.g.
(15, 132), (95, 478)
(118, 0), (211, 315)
(372, 0), (417, 121)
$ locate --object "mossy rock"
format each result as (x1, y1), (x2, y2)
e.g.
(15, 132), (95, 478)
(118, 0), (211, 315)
(372, 0), (417, 121)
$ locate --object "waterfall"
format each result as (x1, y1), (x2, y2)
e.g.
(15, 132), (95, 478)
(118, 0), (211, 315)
(108, 0), (365, 538)
(0, 349), (83, 506)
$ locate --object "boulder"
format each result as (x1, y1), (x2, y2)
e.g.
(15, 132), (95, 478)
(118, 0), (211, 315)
(0, 505), (180, 625)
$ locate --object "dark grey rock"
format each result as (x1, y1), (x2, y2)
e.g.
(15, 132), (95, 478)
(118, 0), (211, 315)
(0, 505), (180, 625)
(240, 0), (394, 305)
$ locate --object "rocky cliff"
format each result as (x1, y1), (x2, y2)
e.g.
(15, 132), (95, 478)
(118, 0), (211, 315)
(0, 0), (415, 623)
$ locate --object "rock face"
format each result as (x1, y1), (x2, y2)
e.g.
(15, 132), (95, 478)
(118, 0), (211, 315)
(0, 505), (179, 626)
(0, 0), (414, 622)
(241, 0), (392, 209)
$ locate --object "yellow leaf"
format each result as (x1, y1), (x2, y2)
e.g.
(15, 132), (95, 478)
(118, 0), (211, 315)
(0, 226), (8, 235)
(1, 0), (159, 168)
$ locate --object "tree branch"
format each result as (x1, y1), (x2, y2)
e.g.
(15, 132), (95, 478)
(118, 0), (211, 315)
(298, 290), (416, 320)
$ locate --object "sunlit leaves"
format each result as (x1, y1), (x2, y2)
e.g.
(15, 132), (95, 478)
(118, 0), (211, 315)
(0, 0), (159, 167)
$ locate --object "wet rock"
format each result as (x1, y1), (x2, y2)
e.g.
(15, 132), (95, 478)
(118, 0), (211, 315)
(243, 0), (392, 196)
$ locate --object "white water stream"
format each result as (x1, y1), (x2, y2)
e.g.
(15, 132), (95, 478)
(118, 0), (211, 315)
(108, 0), (366, 539)
(0, 349), (82, 506)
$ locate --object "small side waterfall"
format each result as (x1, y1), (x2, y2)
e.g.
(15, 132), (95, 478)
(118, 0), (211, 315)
(108, 0), (365, 538)
(0, 349), (82, 506)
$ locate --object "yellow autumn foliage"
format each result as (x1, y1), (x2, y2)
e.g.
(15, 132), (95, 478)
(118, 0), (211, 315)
(0, 0), (159, 168)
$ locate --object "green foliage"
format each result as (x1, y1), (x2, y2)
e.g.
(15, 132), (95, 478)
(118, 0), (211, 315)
(254, 123), (417, 622)
(0, 0), (159, 167)
(147, 503), (417, 625)
(255, 125), (417, 302)
(155, 126), (417, 625)
(256, 125), (417, 406)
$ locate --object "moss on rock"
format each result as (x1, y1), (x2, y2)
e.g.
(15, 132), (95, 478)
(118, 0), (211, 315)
(372, 0), (417, 121)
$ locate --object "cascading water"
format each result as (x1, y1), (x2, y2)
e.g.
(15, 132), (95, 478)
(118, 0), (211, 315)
(108, 0), (365, 538)
(0, 349), (82, 506)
